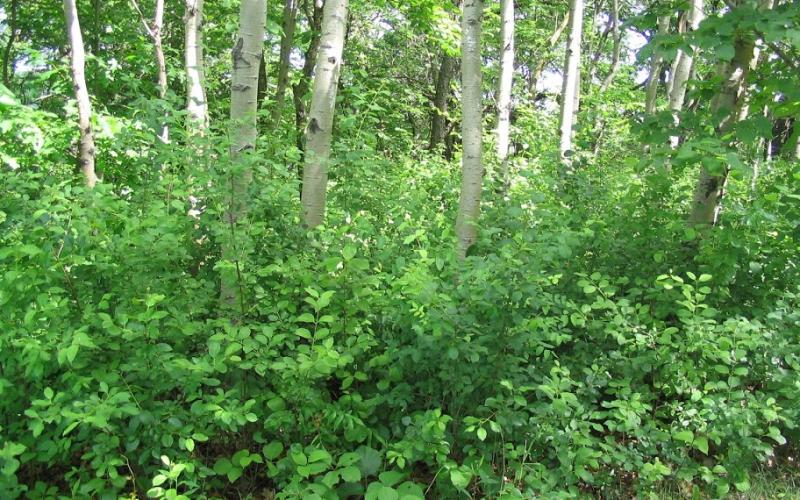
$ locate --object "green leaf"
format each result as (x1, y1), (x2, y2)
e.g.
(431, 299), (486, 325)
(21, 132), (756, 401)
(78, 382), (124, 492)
(476, 427), (487, 441)
(377, 486), (399, 500)
(192, 432), (209, 442)
(379, 470), (405, 486)
(263, 441), (284, 460)
(296, 312), (315, 323)
(341, 465), (361, 482)
(357, 446), (382, 476)
(449, 468), (472, 489)
(213, 458), (232, 475)
(694, 436), (709, 455)
(673, 430), (694, 443)
(152, 474), (168, 486)
(309, 449), (332, 464)
(227, 467), (243, 483)
(291, 451), (308, 466)
(717, 43), (735, 60)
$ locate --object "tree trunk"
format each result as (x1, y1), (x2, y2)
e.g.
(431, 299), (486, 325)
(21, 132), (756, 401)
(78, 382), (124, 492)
(668, 0), (703, 147)
(300, 0), (349, 228)
(645, 15), (670, 114)
(257, 51), (268, 115)
(665, 13), (686, 102)
(154, 0), (167, 141)
(688, 0), (765, 225)
(185, 0), (208, 133)
(599, 0), (621, 92)
(220, 0), (267, 312)
(496, 0), (514, 190)
(455, 0), (484, 259)
(429, 54), (457, 151)
(133, 0), (168, 140)
(558, 0), (584, 175)
(2, 0), (19, 88)
(292, 0), (323, 155)
(270, 0), (298, 128)
(63, 0), (98, 188)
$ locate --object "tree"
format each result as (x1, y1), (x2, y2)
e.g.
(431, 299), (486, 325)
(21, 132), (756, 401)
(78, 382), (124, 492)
(292, 0), (323, 159)
(455, 0), (484, 259)
(300, 0), (349, 228)
(558, 0), (584, 174)
(526, 14), (569, 96)
(645, 15), (670, 115)
(131, 0), (168, 141)
(185, 0), (208, 133)
(599, 0), (621, 92)
(2, 0), (19, 88)
(219, 0), (267, 312)
(668, 0), (703, 147)
(429, 54), (457, 152)
(688, 0), (766, 225)
(496, 0), (515, 190)
(63, 0), (98, 187)
(270, 0), (299, 129)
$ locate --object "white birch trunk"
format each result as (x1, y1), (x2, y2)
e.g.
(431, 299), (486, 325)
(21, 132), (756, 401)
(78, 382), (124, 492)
(496, 0), (514, 189)
(185, 0), (208, 133)
(455, 0), (484, 259)
(64, 0), (98, 188)
(300, 0), (349, 228)
(558, 0), (584, 173)
(688, 0), (765, 225)
(668, 0), (703, 147)
(132, 0), (168, 140)
(154, 0), (168, 141)
(220, 0), (267, 312)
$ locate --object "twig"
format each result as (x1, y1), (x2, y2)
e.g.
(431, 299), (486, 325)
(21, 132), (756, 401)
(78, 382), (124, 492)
(129, 0), (155, 38)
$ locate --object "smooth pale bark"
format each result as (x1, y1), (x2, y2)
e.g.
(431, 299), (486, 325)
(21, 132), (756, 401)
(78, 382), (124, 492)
(599, 0), (621, 92)
(688, 0), (763, 225)
(665, 13), (686, 102)
(64, 0), (98, 188)
(559, 0), (584, 173)
(794, 133), (800, 160)
(668, 0), (703, 146)
(455, 0), (484, 259)
(429, 54), (457, 151)
(300, 0), (348, 228)
(185, 0), (208, 133)
(132, 0), (168, 141)
(220, 0), (267, 311)
(496, 0), (515, 189)
(645, 15), (670, 114)
(270, 0), (298, 128)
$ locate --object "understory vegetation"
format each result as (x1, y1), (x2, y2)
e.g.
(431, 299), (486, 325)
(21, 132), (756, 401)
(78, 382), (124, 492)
(2, 0), (800, 498)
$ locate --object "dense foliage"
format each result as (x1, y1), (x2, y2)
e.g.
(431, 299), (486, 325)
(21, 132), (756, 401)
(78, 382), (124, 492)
(2, 0), (800, 498)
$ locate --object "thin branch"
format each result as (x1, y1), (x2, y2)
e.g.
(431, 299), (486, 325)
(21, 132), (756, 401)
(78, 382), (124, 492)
(129, 0), (155, 38)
